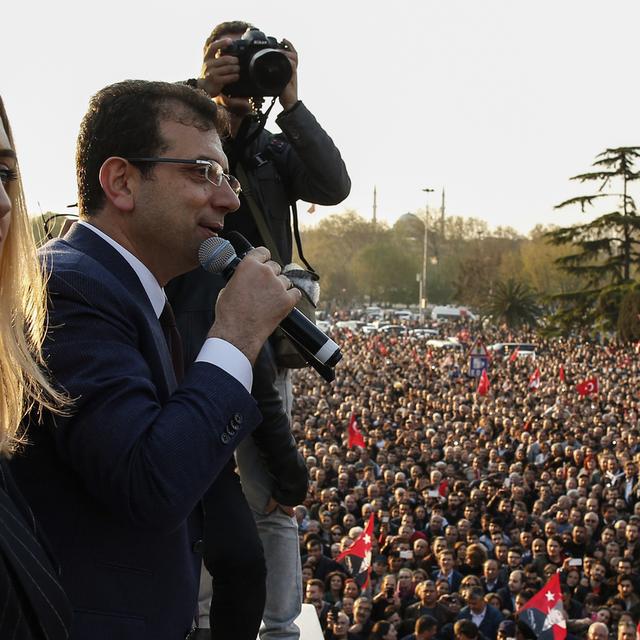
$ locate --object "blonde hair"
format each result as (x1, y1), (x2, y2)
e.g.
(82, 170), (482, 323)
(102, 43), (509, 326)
(0, 95), (66, 455)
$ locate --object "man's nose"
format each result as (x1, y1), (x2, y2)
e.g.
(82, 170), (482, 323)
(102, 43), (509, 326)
(211, 180), (240, 214)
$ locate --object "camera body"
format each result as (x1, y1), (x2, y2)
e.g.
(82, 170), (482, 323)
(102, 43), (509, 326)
(222, 28), (292, 97)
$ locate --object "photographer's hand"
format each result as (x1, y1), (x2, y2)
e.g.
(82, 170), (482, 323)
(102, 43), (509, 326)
(279, 39), (299, 111)
(198, 37), (240, 98)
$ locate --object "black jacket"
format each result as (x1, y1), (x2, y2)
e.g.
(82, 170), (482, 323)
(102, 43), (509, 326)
(223, 101), (351, 264)
(0, 460), (72, 640)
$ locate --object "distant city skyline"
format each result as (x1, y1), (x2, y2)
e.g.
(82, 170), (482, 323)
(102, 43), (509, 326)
(4, 0), (639, 235)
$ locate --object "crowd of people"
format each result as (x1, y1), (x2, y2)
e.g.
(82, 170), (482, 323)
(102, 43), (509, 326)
(292, 321), (640, 640)
(2, 14), (639, 640)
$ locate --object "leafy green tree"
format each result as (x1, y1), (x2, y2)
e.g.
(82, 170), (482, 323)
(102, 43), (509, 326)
(300, 211), (384, 301)
(519, 225), (582, 297)
(546, 147), (640, 332)
(617, 285), (640, 342)
(351, 240), (416, 303)
(483, 278), (542, 329)
(452, 236), (521, 309)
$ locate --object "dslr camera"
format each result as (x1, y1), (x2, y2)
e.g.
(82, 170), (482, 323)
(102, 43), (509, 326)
(222, 28), (292, 98)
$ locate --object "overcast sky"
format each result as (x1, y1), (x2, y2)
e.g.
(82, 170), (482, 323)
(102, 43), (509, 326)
(4, 0), (639, 234)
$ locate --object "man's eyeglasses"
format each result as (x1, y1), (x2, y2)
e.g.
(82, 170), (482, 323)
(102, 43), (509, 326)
(125, 157), (242, 195)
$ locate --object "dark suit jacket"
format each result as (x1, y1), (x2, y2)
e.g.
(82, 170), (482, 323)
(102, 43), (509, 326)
(0, 460), (71, 640)
(496, 586), (517, 613)
(457, 604), (504, 640)
(10, 224), (262, 640)
(431, 569), (463, 593)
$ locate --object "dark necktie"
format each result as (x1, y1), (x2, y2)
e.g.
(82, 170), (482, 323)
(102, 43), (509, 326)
(159, 300), (185, 383)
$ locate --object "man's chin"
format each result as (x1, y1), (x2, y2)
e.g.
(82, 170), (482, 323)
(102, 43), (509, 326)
(221, 97), (254, 117)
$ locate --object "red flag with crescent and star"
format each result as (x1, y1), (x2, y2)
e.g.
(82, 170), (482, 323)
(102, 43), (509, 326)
(576, 377), (598, 397)
(336, 514), (374, 588)
(518, 573), (566, 640)
(348, 413), (366, 448)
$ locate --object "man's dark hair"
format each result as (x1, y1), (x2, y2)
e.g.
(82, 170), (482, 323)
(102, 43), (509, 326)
(208, 20), (254, 44)
(76, 80), (224, 216)
(416, 615), (438, 633)
(467, 585), (486, 600)
(454, 620), (479, 639)
(307, 578), (325, 592)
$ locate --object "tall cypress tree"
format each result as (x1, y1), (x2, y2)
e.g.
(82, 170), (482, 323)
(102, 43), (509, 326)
(545, 147), (640, 332)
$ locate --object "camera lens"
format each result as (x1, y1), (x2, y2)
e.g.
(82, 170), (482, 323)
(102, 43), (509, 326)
(250, 49), (292, 95)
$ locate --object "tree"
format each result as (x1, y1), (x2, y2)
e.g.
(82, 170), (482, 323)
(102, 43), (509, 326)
(483, 278), (541, 329)
(351, 240), (416, 303)
(300, 210), (380, 301)
(617, 285), (640, 342)
(546, 147), (640, 332)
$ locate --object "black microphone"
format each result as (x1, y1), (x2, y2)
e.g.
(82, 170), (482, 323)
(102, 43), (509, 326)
(198, 234), (342, 374)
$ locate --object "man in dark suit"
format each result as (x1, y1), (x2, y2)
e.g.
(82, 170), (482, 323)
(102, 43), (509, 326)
(496, 570), (524, 614)
(432, 550), (463, 593)
(457, 587), (504, 640)
(10, 80), (300, 640)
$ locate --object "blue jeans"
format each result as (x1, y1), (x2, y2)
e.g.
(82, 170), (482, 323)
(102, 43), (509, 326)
(236, 435), (302, 640)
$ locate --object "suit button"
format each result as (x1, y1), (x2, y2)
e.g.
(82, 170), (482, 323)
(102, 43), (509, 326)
(231, 413), (243, 428)
(221, 433), (230, 445)
(193, 540), (204, 553)
(226, 425), (235, 437)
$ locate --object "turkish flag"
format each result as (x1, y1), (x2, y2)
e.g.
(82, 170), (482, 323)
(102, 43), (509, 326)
(336, 514), (374, 589)
(559, 365), (565, 382)
(518, 573), (567, 640)
(509, 346), (520, 363)
(529, 368), (541, 390)
(348, 413), (366, 448)
(477, 369), (490, 396)
(576, 377), (598, 397)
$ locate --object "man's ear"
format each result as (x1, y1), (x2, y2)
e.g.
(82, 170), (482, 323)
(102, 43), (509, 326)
(98, 157), (137, 212)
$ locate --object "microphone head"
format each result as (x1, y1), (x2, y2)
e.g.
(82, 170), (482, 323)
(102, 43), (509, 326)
(198, 237), (237, 274)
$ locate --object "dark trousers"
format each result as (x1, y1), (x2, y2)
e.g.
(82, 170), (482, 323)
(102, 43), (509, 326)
(202, 459), (267, 640)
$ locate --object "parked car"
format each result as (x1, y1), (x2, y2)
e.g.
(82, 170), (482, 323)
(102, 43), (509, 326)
(335, 320), (366, 331)
(426, 339), (465, 351)
(488, 342), (536, 358)
(431, 305), (477, 322)
(410, 328), (439, 337)
(377, 324), (410, 336)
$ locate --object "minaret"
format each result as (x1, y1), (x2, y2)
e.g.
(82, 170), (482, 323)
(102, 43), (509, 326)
(440, 188), (446, 238)
(373, 185), (377, 225)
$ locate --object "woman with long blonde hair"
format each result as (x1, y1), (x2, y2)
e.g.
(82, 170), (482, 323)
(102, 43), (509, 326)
(0, 95), (71, 639)
(0, 99), (67, 452)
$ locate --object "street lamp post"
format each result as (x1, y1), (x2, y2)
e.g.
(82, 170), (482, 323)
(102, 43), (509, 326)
(421, 188), (434, 323)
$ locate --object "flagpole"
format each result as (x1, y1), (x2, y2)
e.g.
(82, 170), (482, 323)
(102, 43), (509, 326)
(421, 188), (434, 323)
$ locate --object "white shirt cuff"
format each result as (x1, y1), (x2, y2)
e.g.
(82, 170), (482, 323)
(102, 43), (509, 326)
(195, 338), (253, 392)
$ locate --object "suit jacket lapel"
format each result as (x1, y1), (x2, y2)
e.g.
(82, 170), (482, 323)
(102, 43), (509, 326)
(60, 223), (177, 393)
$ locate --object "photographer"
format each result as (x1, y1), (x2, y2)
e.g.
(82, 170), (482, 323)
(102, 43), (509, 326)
(170, 19), (350, 640)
